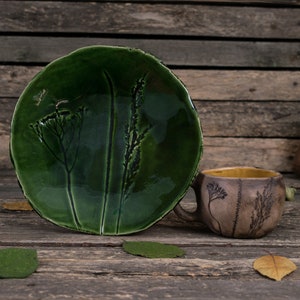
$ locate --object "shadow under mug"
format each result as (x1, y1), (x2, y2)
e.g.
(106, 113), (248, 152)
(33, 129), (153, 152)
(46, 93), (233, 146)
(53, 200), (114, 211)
(174, 166), (286, 238)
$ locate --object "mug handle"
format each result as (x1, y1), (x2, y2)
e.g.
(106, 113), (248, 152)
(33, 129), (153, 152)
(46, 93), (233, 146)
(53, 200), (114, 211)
(173, 174), (203, 223)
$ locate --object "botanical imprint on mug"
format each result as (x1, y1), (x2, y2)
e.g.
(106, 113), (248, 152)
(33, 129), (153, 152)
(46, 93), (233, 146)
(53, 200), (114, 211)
(206, 182), (228, 235)
(231, 179), (274, 237)
(207, 179), (275, 237)
(248, 178), (274, 237)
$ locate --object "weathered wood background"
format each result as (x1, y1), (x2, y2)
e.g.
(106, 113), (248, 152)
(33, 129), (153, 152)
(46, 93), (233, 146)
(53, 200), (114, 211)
(1, 0), (300, 173)
(0, 1), (300, 299)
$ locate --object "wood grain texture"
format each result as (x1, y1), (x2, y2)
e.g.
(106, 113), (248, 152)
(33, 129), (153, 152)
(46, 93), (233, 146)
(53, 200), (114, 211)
(200, 137), (299, 172)
(2, 95), (299, 171)
(0, 195), (299, 247)
(175, 70), (300, 101)
(3, 193), (299, 299)
(0, 273), (299, 299)
(2, 138), (298, 172)
(0, 1), (299, 298)
(5, 92), (300, 170)
(1, 36), (300, 68)
(33, 250), (300, 280)
(1, 0), (299, 4)
(2, 98), (300, 137)
(1, 1), (300, 38)
(196, 101), (300, 138)
(2, 66), (300, 101)
(0, 135), (10, 169)
(1, 137), (299, 172)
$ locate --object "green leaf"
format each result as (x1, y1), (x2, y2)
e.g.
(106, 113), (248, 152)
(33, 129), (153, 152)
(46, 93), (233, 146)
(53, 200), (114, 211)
(0, 248), (39, 279)
(286, 186), (296, 201)
(123, 241), (185, 258)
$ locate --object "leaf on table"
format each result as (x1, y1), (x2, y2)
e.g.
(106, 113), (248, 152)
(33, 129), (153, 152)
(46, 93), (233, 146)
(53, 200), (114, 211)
(1, 200), (33, 211)
(253, 254), (297, 281)
(0, 248), (39, 279)
(123, 241), (185, 258)
(285, 186), (296, 201)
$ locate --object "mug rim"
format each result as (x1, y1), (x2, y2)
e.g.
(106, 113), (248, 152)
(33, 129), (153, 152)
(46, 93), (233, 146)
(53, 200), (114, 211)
(201, 166), (282, 179)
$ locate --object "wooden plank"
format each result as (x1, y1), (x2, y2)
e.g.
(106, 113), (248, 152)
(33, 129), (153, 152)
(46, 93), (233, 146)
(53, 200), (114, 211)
(0, 201), (299, 247)
(1, 133), (299, 172)
(175, 70), (300, 101)
(1, 2), (300, 39)
(31, 245), (300, 264)
(0, 66), (41, 98)
(1, 36), (300, 68)
(28, 244), (300, 281)
(0, 273), (299, 300)
(2, 66), (300, 175)
(200, 137), (299, 172)
(196, 101), (300, 138)
(2, 93), (300, 170)
(0, 135), (10, 169)
(2, 97), (300, 138)
(0, 98), (15, 135)
(117, 0), (300, 4)
(81, 0), (300, 4)
(2, 0), (299, 5)
(1, 66), (300, 100)
(27, 248), (300, 280)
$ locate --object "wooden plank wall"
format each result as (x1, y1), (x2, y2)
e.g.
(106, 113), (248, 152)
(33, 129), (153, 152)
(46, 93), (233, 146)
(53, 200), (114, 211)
(1, 0), (300, 173)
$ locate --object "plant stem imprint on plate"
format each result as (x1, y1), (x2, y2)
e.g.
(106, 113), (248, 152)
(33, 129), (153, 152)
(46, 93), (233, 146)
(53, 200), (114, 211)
(117, 74), (152, 233)
(31, 103), (86, 229)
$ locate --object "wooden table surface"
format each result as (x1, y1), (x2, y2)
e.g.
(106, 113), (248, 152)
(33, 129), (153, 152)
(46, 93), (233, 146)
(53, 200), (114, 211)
(0, 170), (299, 299)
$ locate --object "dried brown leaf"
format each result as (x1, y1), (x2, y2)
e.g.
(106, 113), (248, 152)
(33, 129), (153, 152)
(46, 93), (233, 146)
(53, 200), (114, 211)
(253, 254), (297, 281)
(1, 201), (33, 211)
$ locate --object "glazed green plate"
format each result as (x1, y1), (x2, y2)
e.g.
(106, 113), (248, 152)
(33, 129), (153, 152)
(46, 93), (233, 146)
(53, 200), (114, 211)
(10, 46), (203, 235)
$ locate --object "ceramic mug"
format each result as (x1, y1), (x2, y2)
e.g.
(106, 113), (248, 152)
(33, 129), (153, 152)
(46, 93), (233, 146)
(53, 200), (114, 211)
(174, 166), (286, 238)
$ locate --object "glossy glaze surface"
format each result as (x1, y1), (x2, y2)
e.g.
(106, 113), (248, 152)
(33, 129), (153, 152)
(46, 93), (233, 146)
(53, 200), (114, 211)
(10, 46), (203, 235)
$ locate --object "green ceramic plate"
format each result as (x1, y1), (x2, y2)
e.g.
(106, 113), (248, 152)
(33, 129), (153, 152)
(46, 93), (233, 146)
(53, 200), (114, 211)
(10, 46), (203, 235)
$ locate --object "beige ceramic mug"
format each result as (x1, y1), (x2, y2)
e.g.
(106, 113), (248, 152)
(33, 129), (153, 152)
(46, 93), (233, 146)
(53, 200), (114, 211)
(174, 166), (286, 238)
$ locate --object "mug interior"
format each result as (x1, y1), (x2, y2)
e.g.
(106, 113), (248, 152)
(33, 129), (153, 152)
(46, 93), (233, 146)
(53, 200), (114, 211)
(202, 167), (280, 178)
